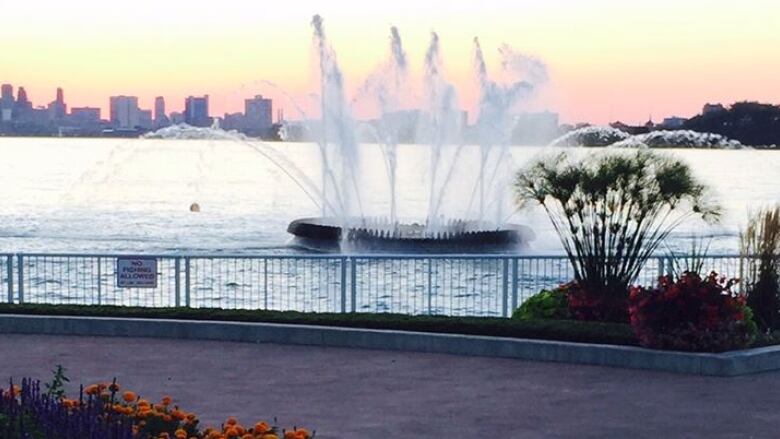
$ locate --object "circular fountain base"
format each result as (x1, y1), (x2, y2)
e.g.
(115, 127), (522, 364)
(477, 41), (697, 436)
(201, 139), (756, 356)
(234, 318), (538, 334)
(287, 217), (534, 253)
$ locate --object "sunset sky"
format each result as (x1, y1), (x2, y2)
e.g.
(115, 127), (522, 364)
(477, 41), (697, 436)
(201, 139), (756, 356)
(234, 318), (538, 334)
(1, 0), (778, 124)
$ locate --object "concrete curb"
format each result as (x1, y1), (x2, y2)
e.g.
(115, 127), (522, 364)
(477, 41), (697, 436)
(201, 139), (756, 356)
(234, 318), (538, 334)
(1, 314), (779, 376)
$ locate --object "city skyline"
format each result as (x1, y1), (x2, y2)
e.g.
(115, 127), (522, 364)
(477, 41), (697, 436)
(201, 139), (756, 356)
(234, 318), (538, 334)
(0, 1), (778, 125)
(0, 84), (279, 137)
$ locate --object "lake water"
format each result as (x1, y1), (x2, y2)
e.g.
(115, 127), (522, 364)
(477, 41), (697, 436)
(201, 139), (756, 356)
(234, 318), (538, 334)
(0, 137), (777, 255)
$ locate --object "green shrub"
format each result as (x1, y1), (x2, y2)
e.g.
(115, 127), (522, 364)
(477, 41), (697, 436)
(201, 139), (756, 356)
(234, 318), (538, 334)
(512, 287), (570, 320)
(0, 304), (639, 346)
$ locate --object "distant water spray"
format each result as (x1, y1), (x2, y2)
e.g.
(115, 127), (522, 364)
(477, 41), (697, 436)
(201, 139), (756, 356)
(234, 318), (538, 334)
(141, 16), (550, 245)
(311, 15), (364, 223)
(469, 38), (548, 225)
(143, 125), (327, 213)
(422, 32), (463, 232)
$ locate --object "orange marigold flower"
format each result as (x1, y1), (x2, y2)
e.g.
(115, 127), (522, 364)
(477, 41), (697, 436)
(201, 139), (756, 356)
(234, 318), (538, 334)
(175, 429), (188, 439)
(226, 417), (238, 426)
(284, 432), (297, 439)
(294, 428), (310, 439)
(84, 384), (100, 395)
(260, 434), (279, 439)
(254, 422), (271, 434)
(162, 395), (173, 406)
(172, 409), (186, 420)
(122, 391), (137, 403)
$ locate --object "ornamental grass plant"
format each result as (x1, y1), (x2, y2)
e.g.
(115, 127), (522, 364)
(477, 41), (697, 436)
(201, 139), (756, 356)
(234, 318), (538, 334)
(740, 206), (780, 331)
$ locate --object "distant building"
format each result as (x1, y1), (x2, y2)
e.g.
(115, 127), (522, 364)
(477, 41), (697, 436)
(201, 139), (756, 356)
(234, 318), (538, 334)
(67, 107), (102, 134)
(12, 87), (33, 121)
(660, 116), (687, 129)
(70, 107), (101, 124)
(138, 109), (153, 130)
(184, 95), (210, 127)
(702, 103), (726, 115)
(154, 96), (169, 127)
(47, 87), (67, 122)
(221, 112), (244, 131)
(0, 84), (13, 122)
(110, 96), (140, 129)
(170, 112), (185, 125)
(244, 95), (272, 135)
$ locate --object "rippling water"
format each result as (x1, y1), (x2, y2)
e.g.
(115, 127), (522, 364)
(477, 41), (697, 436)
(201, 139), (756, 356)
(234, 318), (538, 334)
(0, 137), (777, 255)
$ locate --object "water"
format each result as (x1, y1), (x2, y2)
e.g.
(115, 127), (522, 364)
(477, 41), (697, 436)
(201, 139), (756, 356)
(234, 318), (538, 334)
(0, 137), (776, 255)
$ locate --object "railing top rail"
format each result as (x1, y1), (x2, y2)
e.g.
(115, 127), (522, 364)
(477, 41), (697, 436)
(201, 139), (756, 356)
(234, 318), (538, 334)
(9, 252), (745, 260)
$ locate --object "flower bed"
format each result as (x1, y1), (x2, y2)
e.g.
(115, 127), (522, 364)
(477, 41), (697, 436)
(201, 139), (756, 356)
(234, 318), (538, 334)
(0, 377), (311, 439)
(514, 271), (765, 353)
(629, 272), (757, 352)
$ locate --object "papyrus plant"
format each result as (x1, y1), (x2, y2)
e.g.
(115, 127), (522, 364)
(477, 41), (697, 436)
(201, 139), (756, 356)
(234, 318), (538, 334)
(515, 150), (718, 305)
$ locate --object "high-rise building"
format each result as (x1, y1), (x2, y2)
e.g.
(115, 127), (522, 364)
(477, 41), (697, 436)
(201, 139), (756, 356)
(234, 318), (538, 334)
(170, 112), (184, 125)
(154, 97), (166, 122)
(0, 84), (12, 103)
(184, 95), (210, 127)
(47, 87), (67, 121)
(109, 96), (140, 129)
(138, 109), (153, 130)
(12, 87), (33, 120)
(0, 84), (13, 122)
(244, 95), (273, 134)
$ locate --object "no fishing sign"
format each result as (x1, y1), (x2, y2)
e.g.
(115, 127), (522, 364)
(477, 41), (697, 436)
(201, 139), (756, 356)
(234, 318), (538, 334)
(116, 257), (158, 288)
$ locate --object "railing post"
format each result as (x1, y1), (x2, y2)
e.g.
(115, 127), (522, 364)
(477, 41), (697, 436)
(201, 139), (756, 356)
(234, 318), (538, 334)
(263, 258), (269, 310)
(657, 256), (665, 280)
(340, 257), (347, 313)
(96, 257), (102, 306)
(511, 258), (519, 312)
(427, 258), (433, 315)
(350, 257), (357, 313)
(16, 254), (24, 304)
(666, 256), (675, 278)
(184, 257), (191, 307)
(7, 255), (13, 304)
(174, 257), (181, 307)
(502, 258), (510, 317)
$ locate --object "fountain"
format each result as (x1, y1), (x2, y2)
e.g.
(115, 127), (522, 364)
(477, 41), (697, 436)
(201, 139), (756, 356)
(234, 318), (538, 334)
(286, 15), (537, 252)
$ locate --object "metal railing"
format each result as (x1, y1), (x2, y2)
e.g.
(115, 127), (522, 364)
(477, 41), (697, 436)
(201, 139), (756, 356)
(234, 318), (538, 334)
(1, 252), (747, 317)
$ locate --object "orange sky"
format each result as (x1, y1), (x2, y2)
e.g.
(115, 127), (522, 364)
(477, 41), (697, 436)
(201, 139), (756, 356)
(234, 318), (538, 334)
(1, 0), (778, 124)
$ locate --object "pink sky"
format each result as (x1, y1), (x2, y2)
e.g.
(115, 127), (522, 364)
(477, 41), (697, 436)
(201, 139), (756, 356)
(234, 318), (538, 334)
(1, 0), (778, 124)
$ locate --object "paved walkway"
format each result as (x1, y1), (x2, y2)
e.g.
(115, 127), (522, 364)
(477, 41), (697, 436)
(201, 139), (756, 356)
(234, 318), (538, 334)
(0, 334), (779, 438)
